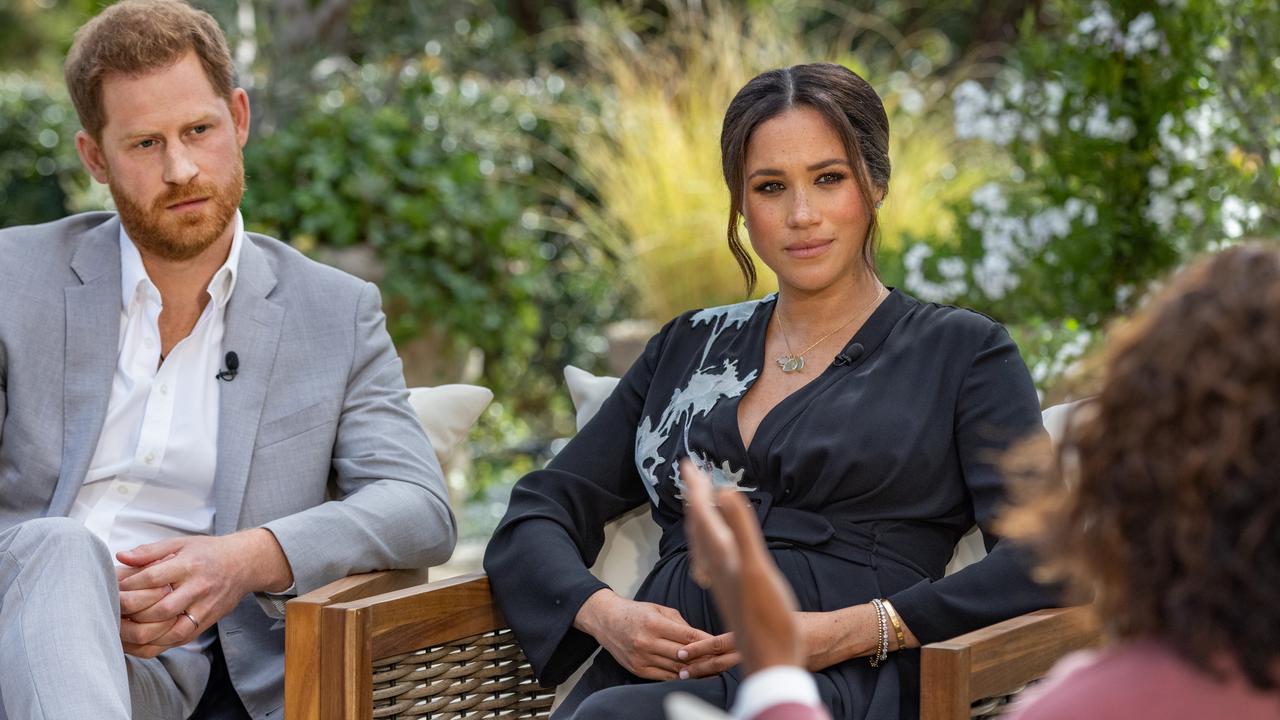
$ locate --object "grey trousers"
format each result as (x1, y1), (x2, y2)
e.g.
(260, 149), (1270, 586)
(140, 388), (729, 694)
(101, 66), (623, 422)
(0, 517), (210, 720)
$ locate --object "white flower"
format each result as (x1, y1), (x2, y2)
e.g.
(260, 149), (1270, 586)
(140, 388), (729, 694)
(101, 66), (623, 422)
(1042, 81), (1065, 116)
(1006, 81), (1026, 104)
(1121, 12), (1163, 57)
(1073, 3), (1164, 56)
(1158, 105), (1226, 165)
(1148, 166), (1169, 188)
(1075, 1), (1119, 46)
(1221, 195), (1262, 238)
(953, 80), (1021, 146)
(1145, 193), (1178, 231)
(938, 257), (968, 281)
(993, 111), (1022, 145)
(904, 244), (968, 302)
(971, 183), (1008, 213)
(1180, 201), (1204, 225)
(1065, 198), (1086, 219)
(974, 251), (1020, 299)
(952, 80), (988, 140)
(1028, 207), (1073, 250)
(898, 87), (925, 115)
(1168, 177), (1195, 199)
(1082, 102), (1137, 141)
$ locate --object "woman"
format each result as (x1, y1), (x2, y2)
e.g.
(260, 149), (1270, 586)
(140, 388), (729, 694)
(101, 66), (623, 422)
(1002, 245), (1280, 720)
(484, 63), (1058, 720)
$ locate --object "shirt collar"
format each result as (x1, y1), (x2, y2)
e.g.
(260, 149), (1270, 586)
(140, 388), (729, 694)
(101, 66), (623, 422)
(118, 210), (245, 311)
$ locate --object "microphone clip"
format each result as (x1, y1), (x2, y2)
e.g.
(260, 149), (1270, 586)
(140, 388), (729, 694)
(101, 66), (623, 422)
(216, 351), (239, 382)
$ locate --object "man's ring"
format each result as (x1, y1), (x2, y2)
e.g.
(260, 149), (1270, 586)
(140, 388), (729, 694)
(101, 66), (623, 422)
(181, 611), (200, 629)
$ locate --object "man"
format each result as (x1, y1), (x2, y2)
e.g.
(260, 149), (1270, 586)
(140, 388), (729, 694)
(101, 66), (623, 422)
(0, 2), (455, 718)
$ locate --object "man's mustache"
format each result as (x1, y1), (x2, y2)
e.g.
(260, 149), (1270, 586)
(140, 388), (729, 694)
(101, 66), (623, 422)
(154, 183), (219, 211)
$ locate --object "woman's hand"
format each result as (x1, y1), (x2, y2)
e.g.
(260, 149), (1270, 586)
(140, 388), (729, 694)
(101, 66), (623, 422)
(574, 588), (715, 680)
(676, 609), (872, 677)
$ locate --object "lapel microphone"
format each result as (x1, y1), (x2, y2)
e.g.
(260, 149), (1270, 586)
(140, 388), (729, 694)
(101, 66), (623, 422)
(216, 351), (240, 382)
(833, 343), (865, 367)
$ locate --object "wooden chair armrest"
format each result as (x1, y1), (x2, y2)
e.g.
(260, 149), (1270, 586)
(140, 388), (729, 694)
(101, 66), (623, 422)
(285, 568), (430, 720)
(920, 606), (1102, 720)
(324, 572), (506, 660)
(315, 572), (524, 719)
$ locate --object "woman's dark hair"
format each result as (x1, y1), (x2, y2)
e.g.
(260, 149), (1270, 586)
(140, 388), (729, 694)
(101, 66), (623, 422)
(720, 63), (891, 294)
(1001, 243), (1280, 690)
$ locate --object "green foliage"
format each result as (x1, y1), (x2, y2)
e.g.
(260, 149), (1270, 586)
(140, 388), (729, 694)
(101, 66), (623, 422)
(242, 60), (624, 432)
(0, 0), (99, 80)
(899, 0), (1280, 391)
(0, 74), (92, 228)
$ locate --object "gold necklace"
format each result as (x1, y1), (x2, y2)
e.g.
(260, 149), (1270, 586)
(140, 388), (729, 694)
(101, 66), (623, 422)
(774, 285), (885, 373)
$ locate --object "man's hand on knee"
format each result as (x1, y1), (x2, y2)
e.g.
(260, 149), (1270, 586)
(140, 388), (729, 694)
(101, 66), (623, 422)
(115, 529), (294, 649)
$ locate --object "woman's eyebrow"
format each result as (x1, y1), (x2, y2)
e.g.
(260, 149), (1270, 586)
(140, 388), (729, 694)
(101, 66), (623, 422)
(747, 158), (849, 180)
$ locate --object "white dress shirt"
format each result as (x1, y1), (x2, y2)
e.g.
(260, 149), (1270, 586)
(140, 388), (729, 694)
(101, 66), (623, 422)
(731, 666), (822, 720)
(70, 212), (243, 565)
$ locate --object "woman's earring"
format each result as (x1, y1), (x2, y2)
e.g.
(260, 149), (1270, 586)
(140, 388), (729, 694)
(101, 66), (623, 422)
(874, 200), (883, 209)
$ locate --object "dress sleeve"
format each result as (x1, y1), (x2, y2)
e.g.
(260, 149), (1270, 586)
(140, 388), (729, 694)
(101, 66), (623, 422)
(482, 319), (674, 684)
(886, 322), (1061, 643)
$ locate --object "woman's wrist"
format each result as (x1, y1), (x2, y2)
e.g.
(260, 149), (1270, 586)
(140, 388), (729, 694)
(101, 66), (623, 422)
(800, 606), (877, 669)
(573, 588), (619, 639)
(881, 599), (916, 651)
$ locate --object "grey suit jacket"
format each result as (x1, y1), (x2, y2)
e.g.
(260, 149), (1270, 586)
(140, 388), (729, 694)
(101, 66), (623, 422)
(0, 212), (457, 718)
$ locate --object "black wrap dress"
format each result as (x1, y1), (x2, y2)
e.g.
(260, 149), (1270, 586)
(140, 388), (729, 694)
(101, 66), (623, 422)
(483, 289), (1059, 720)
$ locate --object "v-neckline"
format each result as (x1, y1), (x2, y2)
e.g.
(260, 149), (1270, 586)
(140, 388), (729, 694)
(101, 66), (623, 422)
(733, 288), (901, 459)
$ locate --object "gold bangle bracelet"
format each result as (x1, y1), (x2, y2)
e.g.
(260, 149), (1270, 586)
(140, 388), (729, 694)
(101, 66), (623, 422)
(882, 598), (906, 651)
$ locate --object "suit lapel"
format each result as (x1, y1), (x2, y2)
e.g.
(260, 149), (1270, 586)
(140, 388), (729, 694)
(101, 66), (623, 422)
(49, 219), (124, 517)
(214, 239), (283, 534)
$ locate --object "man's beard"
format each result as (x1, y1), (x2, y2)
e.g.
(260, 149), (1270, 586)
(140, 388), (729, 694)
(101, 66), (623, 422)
(109, 156), (244, 262)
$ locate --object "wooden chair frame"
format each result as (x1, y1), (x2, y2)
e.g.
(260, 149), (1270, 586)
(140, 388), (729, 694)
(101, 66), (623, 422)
(285, 571), (1101, 720)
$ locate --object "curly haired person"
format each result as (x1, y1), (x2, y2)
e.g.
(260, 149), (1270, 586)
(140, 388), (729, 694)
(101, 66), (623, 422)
(1002, 243), (1280, 720)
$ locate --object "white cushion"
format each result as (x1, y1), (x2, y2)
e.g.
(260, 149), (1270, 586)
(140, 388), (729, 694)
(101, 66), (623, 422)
(560, 367), (661, 600)
(406, 384), (494, 472)
(565, 365), (620, 432)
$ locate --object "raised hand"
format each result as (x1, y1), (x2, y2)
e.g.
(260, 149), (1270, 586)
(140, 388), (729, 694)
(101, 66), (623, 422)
(679, 458), (804, 676)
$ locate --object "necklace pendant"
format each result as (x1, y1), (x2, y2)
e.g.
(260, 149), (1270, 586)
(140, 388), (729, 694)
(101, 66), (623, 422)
(776, 354), (805, 373)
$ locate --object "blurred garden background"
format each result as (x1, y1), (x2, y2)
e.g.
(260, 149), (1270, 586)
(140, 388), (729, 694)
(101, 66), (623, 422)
(2, 0), (1277, 553)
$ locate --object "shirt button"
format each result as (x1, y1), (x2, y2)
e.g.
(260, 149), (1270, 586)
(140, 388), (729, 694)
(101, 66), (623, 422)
(117, 485), (129, 496)
(144, 452), (156, 465)
(160, 384), (169, 396)
(143, 338), (155, 348)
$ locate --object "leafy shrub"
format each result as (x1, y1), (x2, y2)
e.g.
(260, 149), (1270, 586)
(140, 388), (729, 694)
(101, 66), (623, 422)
(242, 59), (624, 429)
(899, 0), (1279, 392)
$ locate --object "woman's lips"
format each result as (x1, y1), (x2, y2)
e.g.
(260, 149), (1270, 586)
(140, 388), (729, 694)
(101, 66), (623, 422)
(784, 238), (834, 259)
